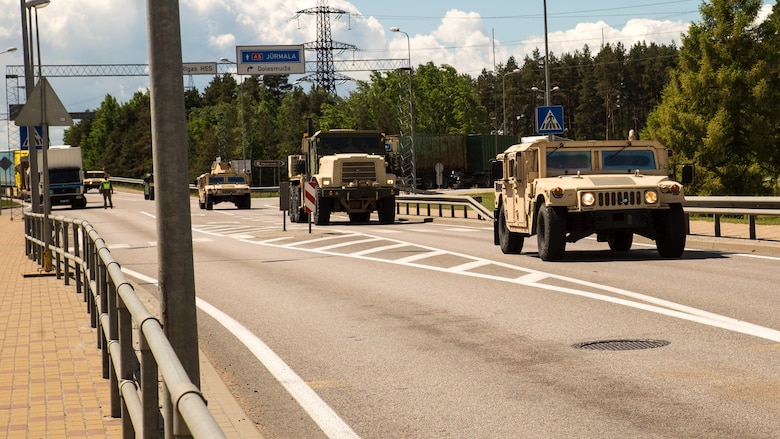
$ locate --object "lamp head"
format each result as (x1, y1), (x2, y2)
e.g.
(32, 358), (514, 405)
(219, 57), (231, 63)
(25, 0), (51, 9)
(390, 27), (400, 32)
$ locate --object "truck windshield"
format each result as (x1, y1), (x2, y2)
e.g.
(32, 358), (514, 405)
(602, 150), (656, 170)
(546, 151), (592, 172)
(317, 134), (385, 156)
(49, 168), (82, 184)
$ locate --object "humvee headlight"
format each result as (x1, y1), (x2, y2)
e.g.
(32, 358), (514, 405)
(386, 178), (395, 185)
(581, 192), (596, 206)
(322, 178), (332, 186)
(551, 187), (565, 199)
(660, 183), (682, 195)
(644, 190), (659, 204)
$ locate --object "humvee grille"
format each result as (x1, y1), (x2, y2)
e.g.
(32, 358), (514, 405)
(597, 190), (644, 207)
(342, 161), (376, 180)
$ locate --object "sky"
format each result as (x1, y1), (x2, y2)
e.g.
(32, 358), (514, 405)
(0, 0), (774, 146)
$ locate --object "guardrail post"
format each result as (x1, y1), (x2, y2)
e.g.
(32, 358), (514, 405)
(749, 215), (757, 240)
(118, 293), (135, 424)
(139, 331), (160, 438)
(714, 214), (722, 237)
(107, 281), (119, 416)
(72, 223), (82, 295)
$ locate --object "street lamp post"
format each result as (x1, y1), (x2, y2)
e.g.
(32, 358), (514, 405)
(390, 26), (416, 193)
(19, 0), (50, 214)
(219, 58), (247, 174)
(502, 69), (520, 135)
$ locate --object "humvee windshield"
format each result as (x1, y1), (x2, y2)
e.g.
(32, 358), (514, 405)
(546, 151), (592, 172)
(602, 150), (656, 170)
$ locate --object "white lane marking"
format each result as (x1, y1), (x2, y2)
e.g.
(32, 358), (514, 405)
(734, 253), (780, 261)
(394, 250), (446, 264)
(448, 260), (492, 272)
(108, 243), (130, 249)
(119, 267), (361, 439)
(351, 243), (410, 257)
(315, 238), (383, 251)
(248, 231), (780, 343)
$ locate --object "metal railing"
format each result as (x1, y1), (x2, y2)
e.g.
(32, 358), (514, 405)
(683, 196), (780, 240)
(395, 194), (493, 221)
(23, 211), (225, 439)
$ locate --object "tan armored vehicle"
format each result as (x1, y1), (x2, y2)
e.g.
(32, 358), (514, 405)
(83, 170), (105, 193)
(288, 129), (397, 225)
(492, 134), (692, 261)
(197, 161), (251, 210)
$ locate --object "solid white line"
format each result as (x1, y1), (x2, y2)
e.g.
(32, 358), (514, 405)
(196, 299), (361, 439)
(351, 243), (409, 256)
(119, 267), (361, 439)
(448, 259), (492, 272)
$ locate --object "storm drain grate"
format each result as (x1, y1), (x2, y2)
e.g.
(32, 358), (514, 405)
(573, 339), (670, 351)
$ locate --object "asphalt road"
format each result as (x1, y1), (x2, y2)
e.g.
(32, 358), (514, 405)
(69, 190), (780, 438)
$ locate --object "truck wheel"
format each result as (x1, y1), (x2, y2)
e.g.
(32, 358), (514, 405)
(238, 193), (251, 209)
(314, 193), (330, 225)
(608, 232), (633, 252)
(655, 204), (687, 258)
(537, 206), (567, 261)
(421, 175), (435, 190)
(198, 198), (205, 209)
(378, 197), (395, 224)
(498, 203), (524, 254)
(205, 194), (213, 210)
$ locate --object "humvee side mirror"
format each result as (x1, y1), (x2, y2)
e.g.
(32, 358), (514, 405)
(681, 164), (694, 185)
(490, 160), (503, 180)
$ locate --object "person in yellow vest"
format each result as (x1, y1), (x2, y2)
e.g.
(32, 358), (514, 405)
(101, 173), (114, 208)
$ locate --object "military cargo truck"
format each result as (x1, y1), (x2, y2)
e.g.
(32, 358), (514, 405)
(492, 134), (691, 261)
(288, 128), (397, 225)
(197, 161), (251, 210)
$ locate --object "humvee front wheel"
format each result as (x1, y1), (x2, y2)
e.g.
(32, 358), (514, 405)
(537, 206), (567, 261)
(498, 203), (524, 254)
(655, 204), (686, 258)
(608, 231), (633, 252)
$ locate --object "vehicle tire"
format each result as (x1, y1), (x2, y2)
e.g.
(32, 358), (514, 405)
(238, 193), (251, 209)
(537, 206), (567, 261)
(205, 194), (213, 210)
(378, 197), (395, 224)
(497, 203), (524, 254)
(655, 204), (687, 258)
(314, 192), (330, 225)
(349, 212), (371, 223)
(144, 191), (149, 200)
(198, 198), (205, 209)
(421, 175), (435, 190)
(607, 231), (633, 251)
(149, 188), (155, 201)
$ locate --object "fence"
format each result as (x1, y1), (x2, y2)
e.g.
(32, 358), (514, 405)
(23, 211), (225, 439)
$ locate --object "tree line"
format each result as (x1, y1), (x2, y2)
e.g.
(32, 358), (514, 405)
(65, 0), (780, 195)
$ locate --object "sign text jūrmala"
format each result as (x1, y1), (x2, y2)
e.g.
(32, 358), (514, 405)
(304, 181), (316, 213)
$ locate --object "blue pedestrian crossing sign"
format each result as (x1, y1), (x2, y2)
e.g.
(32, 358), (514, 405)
(20, 126), (43, 150)
(536, 106), (565, 135)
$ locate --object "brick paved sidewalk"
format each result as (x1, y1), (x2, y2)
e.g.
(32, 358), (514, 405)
(0, 215), (123, 438)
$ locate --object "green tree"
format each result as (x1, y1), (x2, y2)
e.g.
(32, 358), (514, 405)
(646, 0), (770, 194)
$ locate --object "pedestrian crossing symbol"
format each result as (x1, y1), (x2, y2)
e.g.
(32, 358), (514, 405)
(20, 126), (44, 150)
(535, 105), (565, 135)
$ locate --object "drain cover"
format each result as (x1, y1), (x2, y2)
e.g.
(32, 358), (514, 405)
(573, 339), (670, 351)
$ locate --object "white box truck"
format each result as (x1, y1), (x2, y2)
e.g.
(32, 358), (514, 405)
(37, 145), (87, 208)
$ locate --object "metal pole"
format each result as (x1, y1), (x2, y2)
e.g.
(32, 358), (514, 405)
(19, 0), (40, 214)
(146, 1), (200, 437)
(33, 6), (53, 271)
(543, 0), (551, 107)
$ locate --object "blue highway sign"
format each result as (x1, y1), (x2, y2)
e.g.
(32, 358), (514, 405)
(236, 45), (305, 75)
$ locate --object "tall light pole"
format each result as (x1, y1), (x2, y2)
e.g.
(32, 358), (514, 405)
(0, 47), (17, 55)
(543, 0), (552, 107)
(219, 57), (247, 174)
(390, 26), (416, 193)
(502, 69), (520, 135)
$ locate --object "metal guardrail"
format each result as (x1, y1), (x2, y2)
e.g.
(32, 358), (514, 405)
(396, 194), (493, 221)
(684, 196), (780, 240)
(23, 211), (226, 439)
